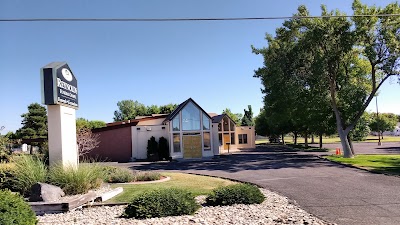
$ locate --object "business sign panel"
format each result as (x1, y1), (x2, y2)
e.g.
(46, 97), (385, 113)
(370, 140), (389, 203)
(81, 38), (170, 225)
(41, 62), (79, 109)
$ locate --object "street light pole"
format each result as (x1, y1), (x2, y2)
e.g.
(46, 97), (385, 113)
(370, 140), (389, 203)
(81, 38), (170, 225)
(376, 96), (382, 146)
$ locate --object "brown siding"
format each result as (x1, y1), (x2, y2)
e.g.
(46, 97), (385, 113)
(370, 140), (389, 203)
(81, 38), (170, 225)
(88, 127), (132, 162)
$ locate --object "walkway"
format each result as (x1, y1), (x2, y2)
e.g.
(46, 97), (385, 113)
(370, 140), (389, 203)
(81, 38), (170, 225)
(122, 145), (400, 225)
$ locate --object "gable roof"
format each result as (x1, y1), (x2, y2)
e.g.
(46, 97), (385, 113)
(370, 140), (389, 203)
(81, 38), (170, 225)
(211, 114), (236, 125)
(164, 98), (211, 122)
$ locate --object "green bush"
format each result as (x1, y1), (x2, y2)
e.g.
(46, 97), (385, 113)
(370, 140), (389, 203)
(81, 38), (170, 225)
(206, 183), (265, 206)
(48, 163), (104, 195)
(0, 163), (14, 190)
(134, 171), (161, 182)
(0, 189), (38, 225)
(102, 166), (134, 183)
(123, 188), (200, 219)
(9, 155), (47, 196)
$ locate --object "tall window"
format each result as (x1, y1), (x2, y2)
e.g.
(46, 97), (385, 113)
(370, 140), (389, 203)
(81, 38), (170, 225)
(203, 132), (211, 150)
(238, 134), (248, 144)
(172, 116), (180, 131)
(203, 113), (210, 130)
(223, 117), (229, 131)
(173, 134), (181, 152)
(182, 102), (201, 131)
(230, 133), (235, 144)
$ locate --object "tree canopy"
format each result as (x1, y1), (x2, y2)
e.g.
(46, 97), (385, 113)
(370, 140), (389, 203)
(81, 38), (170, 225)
(241, 105), (254, 126)
(113, 100), (177, 121)
(222, 108), (242, 125)
(15, 103), (48, 140)
(253, 0), (400, 157)
(76, 118), (106, 130)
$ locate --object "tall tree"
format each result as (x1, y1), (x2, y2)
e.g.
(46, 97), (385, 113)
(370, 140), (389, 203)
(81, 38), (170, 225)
(253, 1), (400, 158)
(113, 100), (147, 121)
(15, 103), (47, 140)
(369, 113), (398, 138)
(241, 105), (254, 126)
(222, 108), (242, 125)
(159, 104), (177, 114)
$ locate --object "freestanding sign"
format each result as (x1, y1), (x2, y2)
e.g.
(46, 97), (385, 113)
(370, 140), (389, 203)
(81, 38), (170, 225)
(41, 62), (78, 169)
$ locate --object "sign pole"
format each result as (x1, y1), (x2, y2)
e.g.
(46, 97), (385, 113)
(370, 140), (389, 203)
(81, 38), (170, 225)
(41, 62), (79, 169)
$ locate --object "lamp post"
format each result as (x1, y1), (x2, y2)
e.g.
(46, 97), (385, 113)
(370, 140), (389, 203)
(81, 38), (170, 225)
(376, 96), (381, 146)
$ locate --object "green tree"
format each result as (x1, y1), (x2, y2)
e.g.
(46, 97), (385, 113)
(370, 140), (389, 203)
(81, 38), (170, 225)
(76, 118), (106, 130)
(369, 113), (398, 138)
(113, 100), (148, 121)
(241, 105), (254, 126)
(15, 103), (47, 140)
(0, 126), (12, 162)
(146, 105), (161, 115)
(349, 113), (371, 141)
(253, 1), (400, 158)
(222, 108), (242, 125)
(159, 104), (178, 114)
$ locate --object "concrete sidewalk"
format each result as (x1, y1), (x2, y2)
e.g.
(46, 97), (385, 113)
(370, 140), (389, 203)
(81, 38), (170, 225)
(121, 145), (400, 225)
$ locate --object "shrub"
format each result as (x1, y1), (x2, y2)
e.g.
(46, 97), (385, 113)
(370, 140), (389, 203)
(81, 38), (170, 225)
(158, 136), (170, 161)
(124, 188), (200, 219)
(102, 166), (134, 183)
(0, 189), (38, 225)
(206, 183), (265, 206)
(147, 136), (158, 160)
(9, 155), (47, 196)
(134, 171), (161, 182)
(48, 163), (104, 195)
(0, 163), (15, 190)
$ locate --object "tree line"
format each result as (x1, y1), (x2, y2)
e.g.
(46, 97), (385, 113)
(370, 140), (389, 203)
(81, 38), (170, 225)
(253, 0), (400, 157)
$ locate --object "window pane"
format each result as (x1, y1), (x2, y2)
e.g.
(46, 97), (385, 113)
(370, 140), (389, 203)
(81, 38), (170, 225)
(203, 113), (210, 130)
(173, 134), (181, 152)
(223, 117), (229, 131)
(182, 102), (201, 131)
(219, 133), (222, 145)
(172, 116), (180, 131)
(203, 132), (211, 150)
(218, 123), (222, 131)
(230, 133), (235, 144)
(243, 134), (248, 144)
(238, 134), (243, 144)
(230, 120), (235, 131)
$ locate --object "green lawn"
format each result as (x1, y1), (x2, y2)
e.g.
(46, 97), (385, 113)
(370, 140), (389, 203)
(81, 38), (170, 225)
(107, 172), (236, 203)
(256, 136), (400, 145)
(325, 155), (400, 175)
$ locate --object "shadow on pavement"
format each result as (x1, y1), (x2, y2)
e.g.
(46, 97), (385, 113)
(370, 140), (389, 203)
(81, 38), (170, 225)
(125, 145), (348, 173)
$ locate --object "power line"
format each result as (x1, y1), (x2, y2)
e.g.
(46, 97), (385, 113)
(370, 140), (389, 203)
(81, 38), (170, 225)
(1, 14), (400, 22)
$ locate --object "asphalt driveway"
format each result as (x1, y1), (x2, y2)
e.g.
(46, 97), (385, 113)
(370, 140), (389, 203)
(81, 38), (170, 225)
(120, 145), (400, 225)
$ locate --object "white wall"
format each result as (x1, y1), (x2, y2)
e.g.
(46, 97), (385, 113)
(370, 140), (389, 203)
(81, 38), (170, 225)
(131, 125), (169, 160)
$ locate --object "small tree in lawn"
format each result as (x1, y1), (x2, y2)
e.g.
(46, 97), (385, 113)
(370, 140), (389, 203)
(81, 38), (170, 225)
(158, 137), (170, 161)
(369, 114), (398, 139)
(76, 127), (100, 157)
(147, 136), (158, 161)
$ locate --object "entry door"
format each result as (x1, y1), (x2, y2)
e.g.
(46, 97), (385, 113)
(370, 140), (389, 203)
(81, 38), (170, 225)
(183, 135), (202, 158)
(223, 134), (230, 150)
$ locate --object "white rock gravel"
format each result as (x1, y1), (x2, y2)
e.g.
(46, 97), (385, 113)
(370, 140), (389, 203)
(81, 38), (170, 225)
(37, 189), (334, 225)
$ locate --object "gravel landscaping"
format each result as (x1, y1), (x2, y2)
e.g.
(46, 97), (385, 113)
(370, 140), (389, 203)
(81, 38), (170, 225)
(38, 189), (334, 225)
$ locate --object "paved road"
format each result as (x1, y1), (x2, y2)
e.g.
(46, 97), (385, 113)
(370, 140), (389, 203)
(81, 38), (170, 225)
(120, 145), (400, 225)
(314, 142), (400, 155)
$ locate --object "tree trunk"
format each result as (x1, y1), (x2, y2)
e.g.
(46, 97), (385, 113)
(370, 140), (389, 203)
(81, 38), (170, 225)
(338, 129), (353, 158)
(311, 135), (315, 144)
(294, 132), (298, 145)
(304, 132), (308, 148)
(281, 134), (285, 144)
(319, 133), (323, 149)
(347, 134), (355, 156)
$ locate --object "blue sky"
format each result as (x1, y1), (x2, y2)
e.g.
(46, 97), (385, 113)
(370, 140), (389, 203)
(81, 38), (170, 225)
(0, 0), (399, 133)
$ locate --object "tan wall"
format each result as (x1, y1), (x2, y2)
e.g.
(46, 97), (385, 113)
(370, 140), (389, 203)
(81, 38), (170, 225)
(235, 126), (255, 149)
(137, 118), (165, 126)
(132, 125), (169, 159)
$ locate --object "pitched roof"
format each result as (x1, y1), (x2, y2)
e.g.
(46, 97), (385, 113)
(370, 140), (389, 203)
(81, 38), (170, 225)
(164, 98), (211, 122)
(94, 114), (168, 132)
(211, 114), (236, 125)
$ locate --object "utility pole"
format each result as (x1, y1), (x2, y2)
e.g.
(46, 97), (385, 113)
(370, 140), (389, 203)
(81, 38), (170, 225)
(376, 97), (381, 146)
